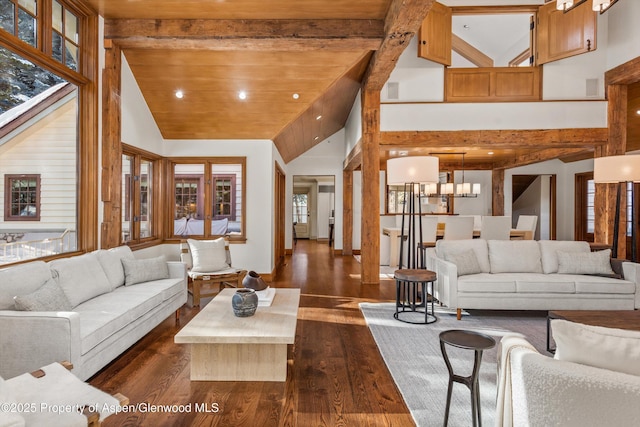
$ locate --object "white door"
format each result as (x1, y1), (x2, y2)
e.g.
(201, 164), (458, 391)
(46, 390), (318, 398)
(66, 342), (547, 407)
(293, 192), (310, 238)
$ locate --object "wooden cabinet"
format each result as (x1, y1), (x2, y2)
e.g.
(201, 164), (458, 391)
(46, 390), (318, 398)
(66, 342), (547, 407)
(445, 67), (542, 102)
(536, 0), (596, 65)
(418, 2), (451, 66)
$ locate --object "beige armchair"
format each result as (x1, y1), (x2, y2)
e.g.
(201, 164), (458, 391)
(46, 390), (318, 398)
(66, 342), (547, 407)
(180, 238), (247, 307)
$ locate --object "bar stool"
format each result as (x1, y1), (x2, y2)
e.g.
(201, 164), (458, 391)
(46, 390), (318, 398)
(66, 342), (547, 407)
(439, 329), (496, 427)
(393, 269), (437, 324)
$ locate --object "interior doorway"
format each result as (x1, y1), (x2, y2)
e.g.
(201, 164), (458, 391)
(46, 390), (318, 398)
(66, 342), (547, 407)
(512, 174), (556, 240)
(292, 175), (335, 243)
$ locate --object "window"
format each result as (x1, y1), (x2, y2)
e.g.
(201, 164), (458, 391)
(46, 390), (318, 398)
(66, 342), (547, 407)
(172, 158), (245, 240)
(292, 193), (308, 224)
(0, 0), (38, 48)
(4, 174), (40, 221)
(121, 147), (157, 244)
(51, 0), (79, 71)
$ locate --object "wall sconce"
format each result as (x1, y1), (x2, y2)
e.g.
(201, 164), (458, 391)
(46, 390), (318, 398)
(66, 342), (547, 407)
(557, 0), (618, 13)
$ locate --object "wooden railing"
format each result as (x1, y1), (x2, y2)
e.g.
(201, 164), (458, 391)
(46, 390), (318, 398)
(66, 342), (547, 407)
(0, 229), (76, 264)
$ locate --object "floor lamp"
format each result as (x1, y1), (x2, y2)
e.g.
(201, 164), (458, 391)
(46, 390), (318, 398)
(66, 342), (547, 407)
(387, 156), (440, 269)
(594, 155), (640, 262)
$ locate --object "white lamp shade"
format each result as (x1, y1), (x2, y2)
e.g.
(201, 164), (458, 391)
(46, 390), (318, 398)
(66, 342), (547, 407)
(592, 0), (610, 11)
(557, 0), (574, 9)
(425, 182), (438, 195)
(386, 156), (439, 185)
(441, 183), (454, 194)
(594, 155), (640, 183)
(457, 182), (471, 195)
(472, 183), (481, 195)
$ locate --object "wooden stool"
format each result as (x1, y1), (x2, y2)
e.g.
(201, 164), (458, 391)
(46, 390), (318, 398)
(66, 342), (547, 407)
(394, 269), (437, 324)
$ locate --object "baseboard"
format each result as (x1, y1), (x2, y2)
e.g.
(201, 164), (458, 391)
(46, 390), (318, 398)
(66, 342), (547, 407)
(285, 249), (293, 255)
(352, 249), (361, 255)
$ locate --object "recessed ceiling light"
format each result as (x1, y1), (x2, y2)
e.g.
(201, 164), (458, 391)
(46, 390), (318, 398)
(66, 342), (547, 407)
(399, 150), (409, 156)
(488, 151), (494, 155)
(314, 136), (319, 141)
(637, 109), (640, 115)
(238, 91), (247, 100)
(316, 115), (322, 120)
(175, 90), (184, 99)
(463, 24), (470, 29)
(292, 93), (299, 99)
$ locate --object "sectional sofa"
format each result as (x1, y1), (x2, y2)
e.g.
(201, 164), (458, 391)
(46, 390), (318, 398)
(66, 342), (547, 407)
(0, 246), (186, 380)
(425, 239), (640, 319)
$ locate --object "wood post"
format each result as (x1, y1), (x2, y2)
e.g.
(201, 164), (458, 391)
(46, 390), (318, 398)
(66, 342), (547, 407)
(342, 170), (353, 256)
(360, 90), (380, 284)
(101, 42), (123, 249)
(456, 308), (462, 321)
(492, 169), (505, 216)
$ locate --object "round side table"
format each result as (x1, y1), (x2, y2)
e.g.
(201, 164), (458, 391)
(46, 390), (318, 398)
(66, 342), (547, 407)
(393, 269), (437, 324)
(439, 329), (496, 427)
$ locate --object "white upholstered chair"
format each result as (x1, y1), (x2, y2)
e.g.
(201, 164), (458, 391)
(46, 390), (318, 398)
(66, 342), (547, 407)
(516, 215), (538, 236)
(443, 216), (474, 240)
(180, 238), (246, 307)
(480, 215), (512, 240)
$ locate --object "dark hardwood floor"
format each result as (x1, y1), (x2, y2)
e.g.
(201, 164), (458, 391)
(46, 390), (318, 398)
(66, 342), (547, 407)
(90, 240), (414, 426)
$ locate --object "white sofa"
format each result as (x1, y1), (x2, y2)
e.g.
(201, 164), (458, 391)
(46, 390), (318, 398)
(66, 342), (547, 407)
(425, 239), (640, 319)
(496, 323), (640, 427)
(0, 246), (187, 380)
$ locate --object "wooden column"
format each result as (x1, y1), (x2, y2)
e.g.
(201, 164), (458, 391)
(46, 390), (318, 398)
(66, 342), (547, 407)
(342, 170), (353, 256)
(361, 90), (381, 284)
(595, 84), (627, 253)
(101, 41), (123, 249)
(492, 169), (505, 216)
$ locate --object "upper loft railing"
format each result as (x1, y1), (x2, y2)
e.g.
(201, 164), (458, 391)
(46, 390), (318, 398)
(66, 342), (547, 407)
(0, 229), (76, 265)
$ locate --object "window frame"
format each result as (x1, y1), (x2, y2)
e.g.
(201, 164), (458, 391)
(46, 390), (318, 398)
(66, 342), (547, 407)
(170, 157), (246, 242)
(212, 174), (236, 220)
(0, 0), (99, 265)
(121, 144), (160, 245)
(4, 174), (41, 221)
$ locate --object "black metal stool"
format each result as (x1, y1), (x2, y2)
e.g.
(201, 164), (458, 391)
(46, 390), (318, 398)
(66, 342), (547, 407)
(393, 269), (437, 324)
(439, 329), (496, 427)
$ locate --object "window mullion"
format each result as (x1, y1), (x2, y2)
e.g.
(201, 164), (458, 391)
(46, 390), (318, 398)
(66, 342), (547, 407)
(39, 0), (51, 55)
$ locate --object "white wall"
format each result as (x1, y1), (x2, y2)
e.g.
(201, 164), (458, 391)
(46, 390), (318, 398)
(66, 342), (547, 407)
(505, 158), (593, 241)
(450, 170), (493, 216)
(121, 53), (164, 153)
(344, 91), (362, 158)
(286, 130), (345, 251)
(606, 0), (640, 70)
(162, 139), (275, 275)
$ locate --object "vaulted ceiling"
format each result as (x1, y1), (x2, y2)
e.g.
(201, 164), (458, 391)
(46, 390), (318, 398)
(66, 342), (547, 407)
(88, 0), (392, 162)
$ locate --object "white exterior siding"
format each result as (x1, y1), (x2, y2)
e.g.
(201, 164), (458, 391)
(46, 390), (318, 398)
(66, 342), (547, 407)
(0, 97), (77, 232)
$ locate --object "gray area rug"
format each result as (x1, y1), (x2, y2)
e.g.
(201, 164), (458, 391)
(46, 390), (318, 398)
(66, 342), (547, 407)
(359, 303), (550, 427)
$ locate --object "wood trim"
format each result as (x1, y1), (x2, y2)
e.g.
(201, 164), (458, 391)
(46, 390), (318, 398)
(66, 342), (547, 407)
(493, 148), (590, 170)
(550, 174), (557, 240)
(274, 161), (286, 272)
(379, 129), (608, 148)
(342, 170), (353, 256)
(451, 5), (539, 14)
(509, 48), (531, 67)
(574, 172), (594, 242)
(605, 56), (640, 86)
(451, 34), (493, 68)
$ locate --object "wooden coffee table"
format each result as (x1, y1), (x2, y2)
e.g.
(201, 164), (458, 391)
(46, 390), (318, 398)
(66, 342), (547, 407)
(175, 288), (300, 381)
(547, 310), (640, 352)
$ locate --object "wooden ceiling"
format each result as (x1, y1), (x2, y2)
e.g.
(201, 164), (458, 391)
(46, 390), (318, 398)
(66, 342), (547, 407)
(87, 0), (392, 162)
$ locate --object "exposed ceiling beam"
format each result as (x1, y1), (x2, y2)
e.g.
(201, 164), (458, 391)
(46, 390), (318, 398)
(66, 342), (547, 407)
(492, 148), (592, 170)
(451, 34), (493, 68)
(344, 139), (363, 171)
(104, 19), (384, 51)
(363, 0), (436, 91)
(379, 129), (608, 148)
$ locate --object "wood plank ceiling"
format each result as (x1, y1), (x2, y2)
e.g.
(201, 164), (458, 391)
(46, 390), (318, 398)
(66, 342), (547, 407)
(89, 0), (391, 162)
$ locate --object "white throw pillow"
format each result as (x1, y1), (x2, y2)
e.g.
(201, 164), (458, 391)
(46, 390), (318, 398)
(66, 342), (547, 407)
(552, 319), (640, 377)
(557, 249), (615, 275)
(121, 256), (170, 286)
(0, 261), (52, 310)
(188, 238), (229, 272)
(538, 240), (591, 274)
(14, 278), (72, 312)
(445, 249), (482, 276)
(488, 240), (542, 274)
(49, 253), (112, 308)
(95, 246), (135, 290)
(436, 239), (491, 273)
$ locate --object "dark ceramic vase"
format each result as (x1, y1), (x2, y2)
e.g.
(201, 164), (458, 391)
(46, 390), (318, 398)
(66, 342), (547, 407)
(242, 270), (268, 291)
(231, 288), (258, 317)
